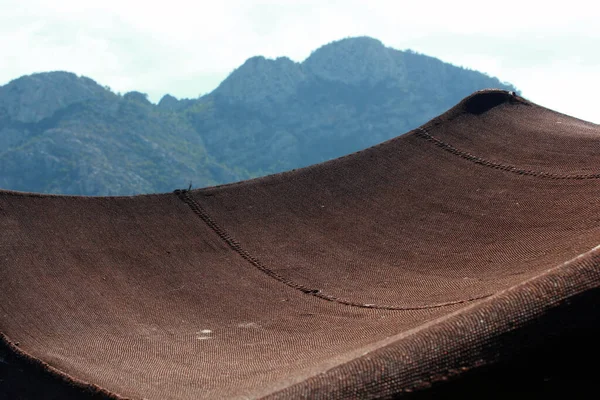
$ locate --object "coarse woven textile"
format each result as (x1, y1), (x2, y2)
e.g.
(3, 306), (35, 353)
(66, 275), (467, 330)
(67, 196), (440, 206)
(1, 89), (600, 399)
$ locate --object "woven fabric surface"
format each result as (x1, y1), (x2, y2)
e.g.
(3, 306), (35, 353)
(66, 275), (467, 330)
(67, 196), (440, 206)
(1, 90), (599, 399)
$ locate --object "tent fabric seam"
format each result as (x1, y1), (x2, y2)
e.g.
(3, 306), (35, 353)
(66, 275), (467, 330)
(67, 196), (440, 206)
(175, 189), (490, 311)
(265, 246), (600, 398)
(415, 127), (600, 179)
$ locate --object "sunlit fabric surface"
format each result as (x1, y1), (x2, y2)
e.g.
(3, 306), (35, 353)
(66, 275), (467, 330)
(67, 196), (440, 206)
(2, 90), (600, 399)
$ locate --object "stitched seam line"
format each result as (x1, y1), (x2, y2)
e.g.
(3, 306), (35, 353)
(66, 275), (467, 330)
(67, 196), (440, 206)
(174, 189), (489, 311)
(416, 127), (600, 179)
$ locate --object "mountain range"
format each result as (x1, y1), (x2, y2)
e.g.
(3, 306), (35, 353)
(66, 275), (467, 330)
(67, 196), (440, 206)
(0, 36), (517, 195)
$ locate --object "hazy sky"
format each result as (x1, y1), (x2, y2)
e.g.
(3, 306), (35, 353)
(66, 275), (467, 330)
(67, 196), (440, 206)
(1, 0), (598, 122)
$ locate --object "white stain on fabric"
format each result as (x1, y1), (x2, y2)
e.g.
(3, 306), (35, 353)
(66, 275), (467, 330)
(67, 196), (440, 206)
(196, 329), (213, 340)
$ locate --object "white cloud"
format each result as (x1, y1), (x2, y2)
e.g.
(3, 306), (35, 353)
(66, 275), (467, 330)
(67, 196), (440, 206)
(0, 0), (598, 122)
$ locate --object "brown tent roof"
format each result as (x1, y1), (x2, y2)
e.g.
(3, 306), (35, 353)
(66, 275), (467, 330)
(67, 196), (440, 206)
(2, 90), (600, 399)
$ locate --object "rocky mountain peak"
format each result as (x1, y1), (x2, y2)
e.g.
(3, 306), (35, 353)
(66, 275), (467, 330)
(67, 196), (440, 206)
(158, 94), (179, 109)
(123, 91), (151, 104)
(213, 55), (306, 104)
(0, 71), (111, 123)
(303, 36), (406, 86)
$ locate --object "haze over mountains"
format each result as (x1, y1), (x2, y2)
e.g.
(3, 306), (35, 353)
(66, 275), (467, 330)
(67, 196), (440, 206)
(0, 37), (517, 195)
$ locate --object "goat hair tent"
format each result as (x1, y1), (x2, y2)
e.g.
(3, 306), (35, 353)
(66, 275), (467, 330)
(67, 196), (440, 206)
(1, 90), (600, 399)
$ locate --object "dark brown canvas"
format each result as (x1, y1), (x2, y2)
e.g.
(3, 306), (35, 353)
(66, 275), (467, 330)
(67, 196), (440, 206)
(1, 90), (599, 399)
